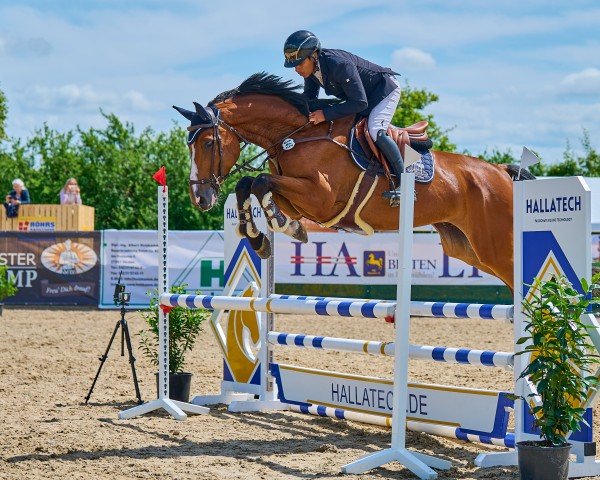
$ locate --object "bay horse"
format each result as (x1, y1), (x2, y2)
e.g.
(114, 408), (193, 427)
(174, 73), (534, 291)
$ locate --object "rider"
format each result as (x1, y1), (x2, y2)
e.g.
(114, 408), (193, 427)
(283, 30), (403, 196)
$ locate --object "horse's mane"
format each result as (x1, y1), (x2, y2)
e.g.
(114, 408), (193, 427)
(209, 72), (341, 116)
(210, 72), (309, 115)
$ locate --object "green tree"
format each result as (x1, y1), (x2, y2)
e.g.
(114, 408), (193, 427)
(0, 111), (266, 230)
(0, 84), (7, 141)
(392, 83), (456, 152)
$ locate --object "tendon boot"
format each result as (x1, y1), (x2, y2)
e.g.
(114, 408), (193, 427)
(375, 130), (404, 206)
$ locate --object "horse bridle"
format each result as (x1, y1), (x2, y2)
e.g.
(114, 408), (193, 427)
(187, 104), (311, 195)
(187, 102), (354, 198)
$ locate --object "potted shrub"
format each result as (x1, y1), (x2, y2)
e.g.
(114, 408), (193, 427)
(138, 284), (209, 402)
(0, 264), (18, 316)
(515, 275), (600, 480)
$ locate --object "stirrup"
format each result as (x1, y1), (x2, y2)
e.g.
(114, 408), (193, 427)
(382, 188), (401, 207)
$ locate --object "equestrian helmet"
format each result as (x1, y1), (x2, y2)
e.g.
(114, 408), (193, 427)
(283, 30), (320, 67)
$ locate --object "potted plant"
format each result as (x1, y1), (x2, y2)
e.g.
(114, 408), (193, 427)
(138, 284), (209, 402)
(515, 274), (600, 480)
(0, 264), (18, 316)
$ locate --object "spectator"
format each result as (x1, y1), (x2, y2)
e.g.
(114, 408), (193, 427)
(59, 178), (82, 205)
(3, 178), (30, 218)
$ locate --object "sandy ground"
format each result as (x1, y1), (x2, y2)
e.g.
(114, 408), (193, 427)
(0, 308), (599, 480)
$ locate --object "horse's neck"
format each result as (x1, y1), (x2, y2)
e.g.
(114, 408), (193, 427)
(221, 96), (306, 148)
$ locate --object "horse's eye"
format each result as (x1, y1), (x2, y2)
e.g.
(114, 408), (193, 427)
(203, 140), (214, 149)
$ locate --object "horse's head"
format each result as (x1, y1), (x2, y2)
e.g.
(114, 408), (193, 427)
(173, 102), (241, 211)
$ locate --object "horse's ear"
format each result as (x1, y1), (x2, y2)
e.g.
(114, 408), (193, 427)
(193, 101), (204, 113)
(172, 105), (194, 120)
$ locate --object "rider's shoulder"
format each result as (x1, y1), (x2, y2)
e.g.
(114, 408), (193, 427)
(320, 48), (354, 63)
(320, 49), (360, 74)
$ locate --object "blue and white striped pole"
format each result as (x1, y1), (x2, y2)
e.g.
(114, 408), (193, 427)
(161, 293), (514, 322)
(267, 331), (514, 368)
(288, 403), (515, 448)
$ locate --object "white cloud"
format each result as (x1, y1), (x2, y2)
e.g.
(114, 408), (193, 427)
(391, 48), (435, 71)
(0, 0), (599, 165)
(560, 68), (600, 96)
(6, 36), (52, 57)
(22, 84), (154, 112)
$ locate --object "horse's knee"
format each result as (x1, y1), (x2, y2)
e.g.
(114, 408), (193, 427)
(235, 176), (254, 205)
(250, 173), (271, 200)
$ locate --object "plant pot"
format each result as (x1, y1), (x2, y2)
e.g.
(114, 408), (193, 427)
(0, 302), (3, 317)
(517, 441), (571, 480)
(155, 372), (193, 403)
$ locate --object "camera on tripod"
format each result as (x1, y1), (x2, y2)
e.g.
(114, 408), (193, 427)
(113, 271), (131, 306)
(86, 269), (142, 405)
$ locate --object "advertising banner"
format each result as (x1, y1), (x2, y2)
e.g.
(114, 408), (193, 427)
(0, 231), (101, 305)
(99, 230), (224, 308)
(222, 195), (504, 286)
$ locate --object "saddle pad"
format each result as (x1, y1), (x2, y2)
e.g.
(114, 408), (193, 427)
(349, 128), (435, 183)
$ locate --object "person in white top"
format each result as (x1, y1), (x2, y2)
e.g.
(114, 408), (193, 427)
(59, 178), (82, 205)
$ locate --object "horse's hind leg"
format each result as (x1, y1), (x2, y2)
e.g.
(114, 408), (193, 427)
(251, 173), (308, 243)
(235, 176), (271, 258)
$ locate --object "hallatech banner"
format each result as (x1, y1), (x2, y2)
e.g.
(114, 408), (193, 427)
(0, 232), (101, 305)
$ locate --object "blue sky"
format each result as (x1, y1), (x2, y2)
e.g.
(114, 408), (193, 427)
(1, 1), (599, 162)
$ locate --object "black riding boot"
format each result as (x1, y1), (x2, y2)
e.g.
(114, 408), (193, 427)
(375, 130), (404, 200)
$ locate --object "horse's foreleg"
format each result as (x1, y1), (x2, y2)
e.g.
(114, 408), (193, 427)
(235, 176), (272, 258)
(251, 173), (307, 243)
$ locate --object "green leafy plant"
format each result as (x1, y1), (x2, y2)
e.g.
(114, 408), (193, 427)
(517, 275), (600, 446)
(0, 264), (18, 302)
(138, 284), (209, 373)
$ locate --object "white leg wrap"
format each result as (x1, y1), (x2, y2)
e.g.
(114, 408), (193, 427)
(261, 192), (291, 233)
(237, 199), (260, 238)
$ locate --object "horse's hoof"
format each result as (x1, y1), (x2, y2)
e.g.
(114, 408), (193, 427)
(286, 220), (308, 243)
(256, 237), (272, 259)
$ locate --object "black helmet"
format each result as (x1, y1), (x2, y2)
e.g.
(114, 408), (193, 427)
(283, 30), (320, 68)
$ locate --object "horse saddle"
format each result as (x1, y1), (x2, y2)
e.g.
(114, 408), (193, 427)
(354, 118), (432, 165)
(321, 119), (435, 235)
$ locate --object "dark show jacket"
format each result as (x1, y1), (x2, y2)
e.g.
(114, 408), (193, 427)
(303, 48), (400, 121)
(8, 189), (31, 204)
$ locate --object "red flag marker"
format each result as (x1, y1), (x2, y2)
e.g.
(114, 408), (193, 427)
(153, 166), (167, 189)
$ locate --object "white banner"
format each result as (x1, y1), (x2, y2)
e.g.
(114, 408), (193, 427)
(99, 230), (225, 308)
(272, 363), (508, 436)
(223, 195), (504, 286)
(273, 230), (503, 285)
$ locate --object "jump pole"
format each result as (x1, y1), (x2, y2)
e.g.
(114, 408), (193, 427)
(341, 173), (450, 478)
(118, 183), (209, 421)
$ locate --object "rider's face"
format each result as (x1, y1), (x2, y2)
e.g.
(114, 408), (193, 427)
(294, 57), (315, 78)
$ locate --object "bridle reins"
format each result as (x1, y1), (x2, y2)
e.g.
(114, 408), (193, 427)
(187, 104), (351, 195)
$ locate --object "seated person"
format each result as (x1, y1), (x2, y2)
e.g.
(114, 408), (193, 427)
(3, 178), (30, 217)
(59, 178), (82, 205)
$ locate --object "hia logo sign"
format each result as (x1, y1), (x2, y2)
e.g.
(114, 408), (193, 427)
(286, 239), (485, 282)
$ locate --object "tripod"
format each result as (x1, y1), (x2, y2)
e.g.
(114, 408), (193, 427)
(85, 300), (143, 405)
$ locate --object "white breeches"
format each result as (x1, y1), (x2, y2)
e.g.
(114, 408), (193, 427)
(367, 76), (401, 139)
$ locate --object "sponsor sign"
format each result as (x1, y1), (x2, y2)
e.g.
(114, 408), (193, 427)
(17, 217), (56, 232)
(99, 230), (224, 308)
(223, 195), (503, 286)
(272, 363), (511, 437)
(0, 232), (101, 305)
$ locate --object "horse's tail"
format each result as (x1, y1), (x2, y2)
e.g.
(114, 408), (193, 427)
(501, 163), (536, 181)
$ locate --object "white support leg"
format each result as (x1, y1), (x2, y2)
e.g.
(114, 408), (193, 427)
(342, 174), (450, 479)
(192, 392), (256, 406)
